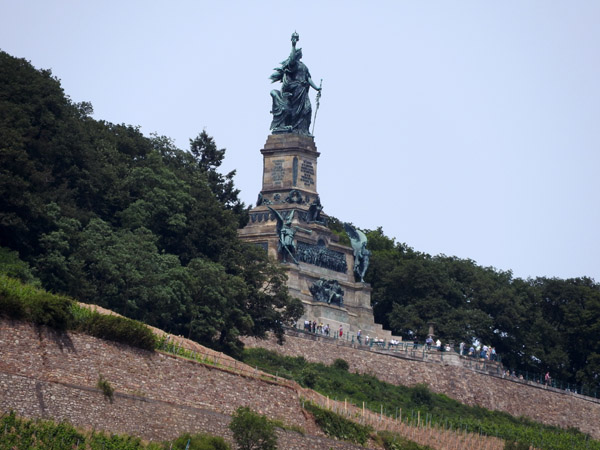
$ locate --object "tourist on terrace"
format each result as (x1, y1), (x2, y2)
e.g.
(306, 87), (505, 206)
(425, 336), (433, 350)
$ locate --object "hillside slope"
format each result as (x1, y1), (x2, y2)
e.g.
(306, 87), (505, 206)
(243, 330), (600, 440)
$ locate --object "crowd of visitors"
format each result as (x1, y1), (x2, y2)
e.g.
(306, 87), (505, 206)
(296, 321), (574, 396)
(300, 320), (501, 361)
(458, 342), (498, 361)
(302, 320), (344, 338)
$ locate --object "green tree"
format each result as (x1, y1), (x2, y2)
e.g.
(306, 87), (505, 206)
(0, 246), (39, 285)
(189, 130), (246, 222)
(229, 407), (277, 450)
(0, 50), (301, 358)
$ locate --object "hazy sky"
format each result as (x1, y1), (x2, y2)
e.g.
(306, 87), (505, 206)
(2, 1), (599, 281)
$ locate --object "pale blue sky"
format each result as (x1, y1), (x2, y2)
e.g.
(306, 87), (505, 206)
(2, 1), (599, 281)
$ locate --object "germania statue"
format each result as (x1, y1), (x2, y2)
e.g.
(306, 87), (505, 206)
(269, 32), (322, 135)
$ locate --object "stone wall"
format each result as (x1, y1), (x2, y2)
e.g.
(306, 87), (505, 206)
(0, 319), (366, 449)
(243, 332), (600, 439)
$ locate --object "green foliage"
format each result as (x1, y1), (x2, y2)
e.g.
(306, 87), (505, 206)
(73, 305), (157, 351)
(504, 441), (530, 450)
(97, 374), (115, 402)
(0, 275), (26, 319)
(242, 347), (600, 450)
(410, 384), (432, 407)
(169, 432), (230, 450)
(300, 367), (319, 388)
(228, 406), (277, 450)
(0, 412), (85, 450)
(378, 431), (433, 450)
(333, 358), (349, 371)
(0, 50), (301, 356)
(0, 247), (40, 286)
(0, 411), (229, 449)
(329, 217), (600, 394)
(0, 274), (73, 329)
(303, 402), (373, 445)
(0, 274), (157, 351)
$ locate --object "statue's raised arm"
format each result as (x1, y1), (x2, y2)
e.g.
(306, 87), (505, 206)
(269, 32), (321, 136)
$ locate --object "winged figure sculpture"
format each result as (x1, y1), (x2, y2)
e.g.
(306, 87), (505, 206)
(268, 207), (299, 264)
(344, 223), (371, 283)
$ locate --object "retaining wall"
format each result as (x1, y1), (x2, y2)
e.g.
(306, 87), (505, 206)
(243, 331), (600, 439)
(0, 319), (366, 449)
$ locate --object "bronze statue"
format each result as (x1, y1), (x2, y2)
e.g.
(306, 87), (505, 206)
(344, 223), (371, 283)
(270, 32), (322, 135)
(268, 207), (311, 263)
(307, 195), (324, 223)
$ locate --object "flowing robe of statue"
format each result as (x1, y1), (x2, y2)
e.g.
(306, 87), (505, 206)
(270, 33), (320, 135)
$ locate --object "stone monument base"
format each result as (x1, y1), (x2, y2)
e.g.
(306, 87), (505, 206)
(238, 133), (401, 342)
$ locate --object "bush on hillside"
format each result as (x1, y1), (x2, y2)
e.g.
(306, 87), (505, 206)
(0, 247), (40, 286)
(74, 307), (156, 351)
(0, 275), (156, 351)
(410, 383), (433, 407)
(378, 431), (433, 450)
(229, 407), (277, 450)
(170, 432), (230, 450)
(303, 401), (373, 445)
(0, 274), (73, 329)
(333, 358), (349, 371)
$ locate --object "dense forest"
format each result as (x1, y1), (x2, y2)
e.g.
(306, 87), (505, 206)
(0, 50), (301, 356)
(329, 220), (600, 393)
(1, 50), (599, 392)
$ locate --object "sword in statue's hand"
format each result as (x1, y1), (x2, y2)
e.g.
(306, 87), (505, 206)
(311, 79), (322, 136)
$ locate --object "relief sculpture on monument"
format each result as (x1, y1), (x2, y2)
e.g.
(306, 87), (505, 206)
(310, 278), (344, 306)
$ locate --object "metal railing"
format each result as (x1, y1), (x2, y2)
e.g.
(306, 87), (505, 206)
(288, 324), (599, 401)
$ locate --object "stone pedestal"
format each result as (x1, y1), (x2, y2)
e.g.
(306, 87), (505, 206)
(238, 134), (398, 340)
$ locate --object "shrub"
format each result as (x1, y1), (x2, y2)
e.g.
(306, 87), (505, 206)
(1, 411), (84, 448)
(410, 383), (432, 407)
(333, 358), (349, 371)
(0, 276), (157, 351)
(23, 291), (73, 330)
(0, 274), (73, 329)
(378, 431), (433, 450)
(170, 432), (230, 450)
(97, 374), (114, 402)
(303, 401), (373, 445)
(73, 305), (156, 351)
(300, 367), (319, 388)
(229, 406), (277, 450)
(0, 276), (25, 319)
